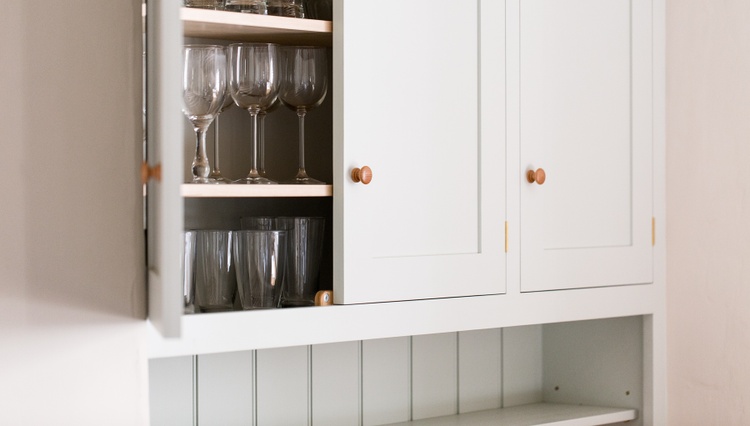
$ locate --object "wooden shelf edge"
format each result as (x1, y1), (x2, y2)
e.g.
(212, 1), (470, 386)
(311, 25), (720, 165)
(383, 403), (637, 426)
(182, 7), (332, 45)
(181, 183), (332, 198)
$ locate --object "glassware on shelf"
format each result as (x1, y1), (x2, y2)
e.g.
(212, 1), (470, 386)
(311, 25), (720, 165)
(183, 230), (197, 314)
(258, 99), (279, 178)
(268, 0), (304, 18)
(225, 0), (267, 14)
(209, 91), (235, 184)
(182, 45), (227, 184)
(194, 230), (236, 312)
(233, 230), (288, 309)
(279, 46), (328, 184)
(228, 43), (280, 184)
(184, 0), (226, 9)
(275, 217), (325, 307)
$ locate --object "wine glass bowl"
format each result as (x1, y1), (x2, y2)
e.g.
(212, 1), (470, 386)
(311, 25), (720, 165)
(228, 43), (280, 184)
(182, 45), (227, 184)
(279, 46), (328, 184)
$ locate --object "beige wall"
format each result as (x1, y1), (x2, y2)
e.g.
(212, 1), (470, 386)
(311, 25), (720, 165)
(667, 0), (750, 424)
(0, 1), (148, 424)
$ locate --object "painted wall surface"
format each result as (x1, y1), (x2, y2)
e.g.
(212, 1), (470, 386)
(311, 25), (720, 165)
(0, 1), (148, 424)
(667, 0), (750, 424)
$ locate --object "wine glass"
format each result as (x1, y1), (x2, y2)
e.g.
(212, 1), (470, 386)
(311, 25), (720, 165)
(279, 46), (328, 184)
(209, 91), (235, 184)
(228, 43), (280, 184)
(182, 45), (227, 184)
(258, 99), (279, 177)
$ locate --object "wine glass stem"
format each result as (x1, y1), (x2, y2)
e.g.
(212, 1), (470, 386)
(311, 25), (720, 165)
(250, 110), (260, 175)
(259, 112), (266, 174)
(297, 108), (307, 172)
(193, 126), (211, 180)
(213, 116), (221, 172)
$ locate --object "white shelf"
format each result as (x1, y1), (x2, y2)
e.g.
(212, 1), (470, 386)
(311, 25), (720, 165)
(148, 284), (659, 358)
(181, 183), (332, 198)
(182, 7), (332, 45)
(384, 403), (636, 426)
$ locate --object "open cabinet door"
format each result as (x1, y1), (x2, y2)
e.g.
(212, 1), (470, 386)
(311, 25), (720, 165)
(146, 0), (183, 337)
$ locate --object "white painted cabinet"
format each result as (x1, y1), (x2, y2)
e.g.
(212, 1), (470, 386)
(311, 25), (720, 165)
(511, 0), (654, 292)
(333, 0), (506, 303)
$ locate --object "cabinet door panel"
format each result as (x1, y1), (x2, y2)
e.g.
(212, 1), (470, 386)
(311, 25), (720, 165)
(334, 0), (506, 303)
(146, 0), (184, 337)
(518, 0), (653, 291)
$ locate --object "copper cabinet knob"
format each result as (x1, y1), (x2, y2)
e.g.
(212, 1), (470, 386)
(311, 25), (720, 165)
(351, 166), (372, 185)
(141, 161), (162, 185)
(526, 168), (546, 185)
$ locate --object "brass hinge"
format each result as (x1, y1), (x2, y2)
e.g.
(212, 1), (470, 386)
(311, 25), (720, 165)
(652, 217), (656, 246)
(505, 221), (509, 253)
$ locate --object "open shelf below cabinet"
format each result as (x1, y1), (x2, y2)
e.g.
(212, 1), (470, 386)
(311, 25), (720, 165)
(181, 183), (332, 198)
(182, 7), (332, 45)
(384, 403), (637, 426)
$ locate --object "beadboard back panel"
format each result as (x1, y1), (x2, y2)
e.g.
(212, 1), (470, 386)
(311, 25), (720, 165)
(149, 320), (642, 425)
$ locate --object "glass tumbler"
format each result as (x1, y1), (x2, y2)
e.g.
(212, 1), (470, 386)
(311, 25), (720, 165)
(268, 0), (304, 17)
(183, 230), (197, 314)
(233, 230), (287, 309)
(240, 216), (275, 230)
(275, 217), (325, 307)
(225, 0), (267, 14)
(184, 0), (226, 9)
(195, 230), (236, 312)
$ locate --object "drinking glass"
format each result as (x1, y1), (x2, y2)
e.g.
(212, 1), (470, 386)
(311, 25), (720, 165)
(233, 230), (287, 309)
(268, 0), (305, 17)
(228, 43), (280, 184)
(183, 230), (197, 314)
(279, 46), (328, 184)
(275, 217), (325, 307)
(184, 0), (225, 9)
(240, 216), (275, 230)
(225, 0), (267, 14)
(258, 99), (279, 177)
(182, 45), (227, 184)
(194, 230), (236, 312)
(209, 92), (235, 183)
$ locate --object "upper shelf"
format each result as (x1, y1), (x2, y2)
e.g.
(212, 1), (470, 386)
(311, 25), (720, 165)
(182, 7), (333, 46)
(181, 183), (332, 198)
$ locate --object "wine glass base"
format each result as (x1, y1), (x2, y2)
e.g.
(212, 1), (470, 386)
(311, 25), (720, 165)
(234, 176), (277, 185)
(191, 177), (221, 184)
(209, 172), (232, 184)
(281, 176), (325, 185)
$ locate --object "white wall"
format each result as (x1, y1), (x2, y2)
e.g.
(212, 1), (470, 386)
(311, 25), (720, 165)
(0, 1), (148, 424)
(666, 0), (750, 424)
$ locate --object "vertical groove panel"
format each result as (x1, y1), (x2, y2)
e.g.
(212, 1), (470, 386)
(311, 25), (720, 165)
(257, 346), (309, 425)
(362, 337), (411, 425)
(197, 351), (254, 426)
(311, 341), (361, 425)
(411, 333), (459, 420)
(458, 329), (503, 413)
(149, 356), (193, 426)
(503, 325), (544, 407)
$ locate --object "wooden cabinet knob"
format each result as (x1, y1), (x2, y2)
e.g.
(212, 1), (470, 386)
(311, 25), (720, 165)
(141, 161), (162, 185)
(351, 166), (372, 184)
(526, 168), (546, 185)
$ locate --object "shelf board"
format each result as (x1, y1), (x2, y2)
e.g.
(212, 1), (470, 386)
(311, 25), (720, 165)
(384, 403), (636, 426)
(181, 183), (332, 198)
(182, 7), (332, 46)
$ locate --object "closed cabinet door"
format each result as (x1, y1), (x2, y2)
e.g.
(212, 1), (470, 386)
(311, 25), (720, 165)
(514, 0), (654, 291)
(333, 0), (506, 304)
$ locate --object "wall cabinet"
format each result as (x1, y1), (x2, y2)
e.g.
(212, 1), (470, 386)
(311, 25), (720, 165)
(146, 0), (666, 424)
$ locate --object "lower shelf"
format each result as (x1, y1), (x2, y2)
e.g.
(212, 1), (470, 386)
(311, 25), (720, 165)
(384, 403), (637, 426)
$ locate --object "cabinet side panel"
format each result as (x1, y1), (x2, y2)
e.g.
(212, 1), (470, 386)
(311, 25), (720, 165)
(149, 356), (194, 426)
(312, 341), (361, 426)
(362, 337), (411, 425)
(257, 346), (309, 425)
(502, 325), (543, 407)
(458, 329), (503, 413)
(412, 333), (459, 420)
(197, 351), (254, 426)
(542, 317), (644, 426)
